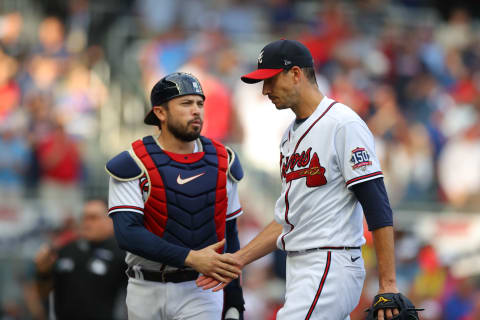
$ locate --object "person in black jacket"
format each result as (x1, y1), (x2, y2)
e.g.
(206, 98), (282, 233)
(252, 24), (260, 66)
(35, 199), (127, 320)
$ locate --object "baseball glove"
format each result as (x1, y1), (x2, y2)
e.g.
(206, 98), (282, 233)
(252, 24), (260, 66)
(365, 293), (423, 320)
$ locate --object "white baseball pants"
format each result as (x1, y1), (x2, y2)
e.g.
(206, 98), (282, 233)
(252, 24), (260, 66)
(126, 278), (223, 320)
(277, 249), (365, 320)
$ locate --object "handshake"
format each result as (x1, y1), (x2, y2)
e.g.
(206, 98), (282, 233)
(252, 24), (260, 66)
(184, 239), (246, 320)
(184, 221), (281, 319)
(184, 239), (244, 291)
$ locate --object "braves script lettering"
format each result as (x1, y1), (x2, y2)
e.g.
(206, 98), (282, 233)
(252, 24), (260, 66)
(280, 148), (327, 187)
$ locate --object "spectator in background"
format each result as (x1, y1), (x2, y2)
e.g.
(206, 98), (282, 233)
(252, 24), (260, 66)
(214, 46), (241, 91)
(36, 118), (83, 226)
(443, 277), (476, 320)
(34, 16), (69, 60)
(213, 46), (245, 143)
(20, 55), (61, 98)
(0, 52), (20, 122)
(135, 0), (180, 34)
(385, 122), (436, 204)
(34, 199), (127, 320)
(299, 1), (352, 68)
(438, 113), (480, 211)
(54, 62), (108, 138)
(394, 230), (421, 294)
(435, 7), (473, 52)
(0, 116), (30, 207)
(464, 293), (480, 320)
(179, 34), (239, 143)
(138, 29), (190, 90)
(411, 245), (446, 303)
(65, 0), (90, 54)
(23, 93), (54, 195)
(0, 11), (27, 60)
(329, 71), (370, 118)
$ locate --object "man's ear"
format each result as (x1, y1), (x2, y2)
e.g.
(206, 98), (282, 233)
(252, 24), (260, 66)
(291, 66), (302, 84)
(153, 106), (167, 123)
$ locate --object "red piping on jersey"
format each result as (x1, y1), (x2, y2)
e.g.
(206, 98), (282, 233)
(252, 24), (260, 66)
(293, 102), (337, 154)
(227, 208), (242, 219)
(139, 176), (148, 189)
(108, 205), (144, 213)
(211, 139), (229, 253)
(280, 101), (337, 250)
(281, 183), (293, 250)
(346, 171), (383, 187)
(305, 251), (331, 320)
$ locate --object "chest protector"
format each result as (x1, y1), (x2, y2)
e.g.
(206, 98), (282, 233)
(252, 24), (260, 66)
(131, 136), (228, 250)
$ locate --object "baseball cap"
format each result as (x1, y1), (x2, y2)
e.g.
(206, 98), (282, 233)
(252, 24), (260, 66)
(144, 72), (205, 125)
(241, 39), (314, 84)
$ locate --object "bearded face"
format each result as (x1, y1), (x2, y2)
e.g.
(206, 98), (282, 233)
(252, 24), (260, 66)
(165, 112), (203, 142)
(155, 95), (205, 142)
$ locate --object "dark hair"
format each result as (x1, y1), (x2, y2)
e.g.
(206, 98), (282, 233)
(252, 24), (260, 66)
(283, 67), (318, 86)
(302, 67), (318, 86)
(156, 102), (169, 130)
(84, 198), (108, 210)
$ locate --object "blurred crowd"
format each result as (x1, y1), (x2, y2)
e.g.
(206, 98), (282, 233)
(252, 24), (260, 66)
(1, 0), (480, 319)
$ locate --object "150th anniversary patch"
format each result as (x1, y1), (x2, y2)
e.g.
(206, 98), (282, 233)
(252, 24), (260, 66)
(350, 147), (372, 170)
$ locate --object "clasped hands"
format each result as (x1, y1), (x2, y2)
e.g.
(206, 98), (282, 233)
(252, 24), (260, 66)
(184, 239), (243, 291)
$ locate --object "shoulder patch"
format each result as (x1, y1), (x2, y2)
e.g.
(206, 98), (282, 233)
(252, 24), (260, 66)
(350, 147), (372, 171)
(105, 150), (144, 181)
(226, 146), (244, 183)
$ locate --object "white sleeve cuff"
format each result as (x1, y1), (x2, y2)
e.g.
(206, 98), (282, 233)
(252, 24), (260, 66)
(346, 171), (383, 188)
(226, 208), (243, 221)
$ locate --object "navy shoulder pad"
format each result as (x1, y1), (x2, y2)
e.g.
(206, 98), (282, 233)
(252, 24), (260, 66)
(226, 146), (243, 183)
(105, 151), (144, 181)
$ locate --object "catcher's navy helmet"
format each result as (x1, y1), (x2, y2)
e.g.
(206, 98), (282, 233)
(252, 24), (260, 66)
(144, 72), (205, 126)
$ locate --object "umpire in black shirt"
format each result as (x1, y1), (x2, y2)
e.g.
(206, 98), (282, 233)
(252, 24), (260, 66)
(35, 199), (127, 320)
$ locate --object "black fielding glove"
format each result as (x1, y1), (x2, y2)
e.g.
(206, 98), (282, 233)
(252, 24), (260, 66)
(365, 293), (423, 320)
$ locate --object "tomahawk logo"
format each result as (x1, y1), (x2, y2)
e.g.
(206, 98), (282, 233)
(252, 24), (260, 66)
(280, 148), (327, 187)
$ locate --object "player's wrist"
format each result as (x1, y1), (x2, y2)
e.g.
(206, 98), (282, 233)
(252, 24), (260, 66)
(233, 250), (248, 268)
(183, 249), (195, 268)
(378, 282), (398, 294)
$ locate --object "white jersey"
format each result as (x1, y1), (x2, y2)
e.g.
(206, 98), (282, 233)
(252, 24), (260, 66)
(108, 140), (243, 270)
(275, 96), (383, 252)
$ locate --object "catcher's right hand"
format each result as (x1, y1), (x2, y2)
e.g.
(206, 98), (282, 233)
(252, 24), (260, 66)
(365, 293), (423, 320)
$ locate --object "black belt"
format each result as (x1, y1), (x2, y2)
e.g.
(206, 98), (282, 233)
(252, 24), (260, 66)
(318, 246), (361, 250)
(126, 267), (199, 283)
(287, 246), (361, 256)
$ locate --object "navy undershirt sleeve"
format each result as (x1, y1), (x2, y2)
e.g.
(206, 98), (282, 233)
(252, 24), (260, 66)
(225, 219), (240, 254)
(223, 219), (244, 311)
(350, 178), (393, 231)
(224, 219), (241, 290)
(110, 211), (190, 267)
